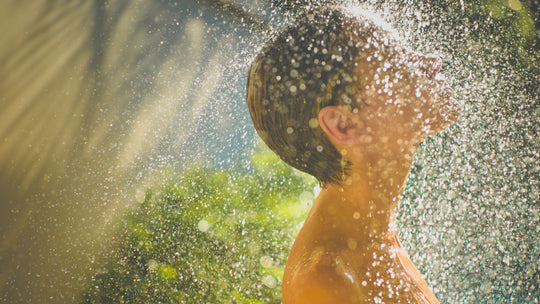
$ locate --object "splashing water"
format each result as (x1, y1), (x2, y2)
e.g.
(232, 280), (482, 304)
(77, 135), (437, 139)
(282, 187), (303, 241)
(0, 0), (538, 303)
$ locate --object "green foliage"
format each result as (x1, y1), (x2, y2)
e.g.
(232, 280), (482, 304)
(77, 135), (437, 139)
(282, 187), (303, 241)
(482, 0), (536, 39)
(82, 142), (317, 303)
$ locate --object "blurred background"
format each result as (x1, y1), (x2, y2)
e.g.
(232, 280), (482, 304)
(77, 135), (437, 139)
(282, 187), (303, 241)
(0, 0), (538, 303)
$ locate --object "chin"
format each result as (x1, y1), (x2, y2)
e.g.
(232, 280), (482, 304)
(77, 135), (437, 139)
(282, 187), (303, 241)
(437, 81), (462, 124)
(421, 97), (461, 137)
(440, 96), (462, 125)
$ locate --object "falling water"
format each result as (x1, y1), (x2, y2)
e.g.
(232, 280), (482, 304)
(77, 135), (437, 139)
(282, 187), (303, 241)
(0, 0), (538, 303)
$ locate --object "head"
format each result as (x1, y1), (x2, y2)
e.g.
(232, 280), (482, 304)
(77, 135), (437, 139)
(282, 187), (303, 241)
(246, 6), (460, 186)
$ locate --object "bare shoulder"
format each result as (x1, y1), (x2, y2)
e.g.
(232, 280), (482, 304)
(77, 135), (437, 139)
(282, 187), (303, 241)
(283, 247), (365, 304)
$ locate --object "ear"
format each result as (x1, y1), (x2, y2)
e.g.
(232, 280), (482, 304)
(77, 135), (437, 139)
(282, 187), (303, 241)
(318, 106), (363, 144)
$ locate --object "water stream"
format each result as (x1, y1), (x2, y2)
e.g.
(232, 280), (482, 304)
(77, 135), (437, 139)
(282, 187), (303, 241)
(0, 0), (538, 303)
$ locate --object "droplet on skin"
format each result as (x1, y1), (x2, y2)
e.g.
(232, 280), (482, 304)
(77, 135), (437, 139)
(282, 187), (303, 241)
(360, 135), (373, 144)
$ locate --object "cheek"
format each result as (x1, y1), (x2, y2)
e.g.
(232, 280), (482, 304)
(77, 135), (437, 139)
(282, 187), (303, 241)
(360, 67), (448, 120)
(382, 74), (420, 111)
(363, 71), (405, 105)
(381, 75), (441, 129)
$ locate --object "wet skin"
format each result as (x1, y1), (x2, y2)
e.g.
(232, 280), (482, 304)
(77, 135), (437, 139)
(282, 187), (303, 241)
(282, 26), (461, 304)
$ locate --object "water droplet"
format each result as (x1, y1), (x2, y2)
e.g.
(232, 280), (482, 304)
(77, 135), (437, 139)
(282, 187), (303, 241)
(262, 275), (277, 288)
(309, 118), (319, 128)
(197, 219), (209, 232)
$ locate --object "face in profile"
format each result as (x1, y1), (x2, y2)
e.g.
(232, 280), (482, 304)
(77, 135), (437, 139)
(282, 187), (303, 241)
(353, 29), (461, 143)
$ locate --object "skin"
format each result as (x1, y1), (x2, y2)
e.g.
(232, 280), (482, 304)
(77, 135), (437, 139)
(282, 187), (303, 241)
(282, 26), (461, 304)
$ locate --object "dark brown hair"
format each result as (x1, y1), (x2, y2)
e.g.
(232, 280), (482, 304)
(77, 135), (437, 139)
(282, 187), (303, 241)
(246, 6), (371, 185)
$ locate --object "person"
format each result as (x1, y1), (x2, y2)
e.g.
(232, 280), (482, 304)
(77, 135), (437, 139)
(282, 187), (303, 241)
(246, 5), (461, 304)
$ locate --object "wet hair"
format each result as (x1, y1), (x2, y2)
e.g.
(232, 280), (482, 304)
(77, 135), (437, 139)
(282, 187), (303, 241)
(246, 6), (373, 185)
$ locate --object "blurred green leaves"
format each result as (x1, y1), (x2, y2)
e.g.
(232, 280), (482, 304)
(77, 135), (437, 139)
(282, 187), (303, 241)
(83, 141), (316, 303)
(482, 0), (536, 39)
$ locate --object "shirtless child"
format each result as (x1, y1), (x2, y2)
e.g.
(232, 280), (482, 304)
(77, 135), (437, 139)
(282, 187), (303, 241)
(246, 6), (461, 303)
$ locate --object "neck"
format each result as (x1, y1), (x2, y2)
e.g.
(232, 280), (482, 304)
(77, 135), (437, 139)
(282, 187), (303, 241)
(311, 143), (417, 243)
